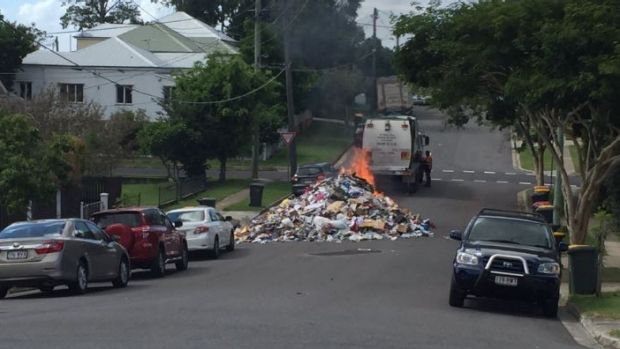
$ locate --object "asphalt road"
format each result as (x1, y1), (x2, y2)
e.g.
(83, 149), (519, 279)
(0, 107), (584, 349)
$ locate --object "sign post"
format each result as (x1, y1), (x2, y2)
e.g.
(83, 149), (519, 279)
(279, 129), (297, 178)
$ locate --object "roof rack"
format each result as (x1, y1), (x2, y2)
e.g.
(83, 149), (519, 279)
(477, 208), (546, 223)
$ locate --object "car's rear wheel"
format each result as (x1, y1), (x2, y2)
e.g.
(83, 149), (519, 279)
(151, 247), (166, 278)
(449, 276), (466, 307)
(175, 245), (189, 271)
(208, 236), (220, 259)
(226, 231), (235, 252)
(542, 298), (559, 317)
(69, 261), (88, 295)
(0, 287), (8, 299)
(112, 257), (130, 288)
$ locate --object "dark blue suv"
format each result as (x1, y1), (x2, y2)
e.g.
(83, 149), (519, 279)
(448, 208), (568, 317)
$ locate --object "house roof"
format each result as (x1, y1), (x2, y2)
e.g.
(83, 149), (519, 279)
(22, 12), (237, 69)
(23, 37), (164, 68)
(159, 11), (236, 42)
(75, 23), (139, 38)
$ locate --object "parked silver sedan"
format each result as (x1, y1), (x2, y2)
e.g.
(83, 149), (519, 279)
(0, 219), (130, 298)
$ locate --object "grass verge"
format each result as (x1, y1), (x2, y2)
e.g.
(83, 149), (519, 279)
(570, 292), (620, 320)
(610, 329), (620, 339)
(121, 179), (252, 209)
(224, 181), (291, 212)
(519, 148), (554, 172)
(121, 182), (164, 206)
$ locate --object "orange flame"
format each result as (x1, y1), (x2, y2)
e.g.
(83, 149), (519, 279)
(344, 147), (376, 187)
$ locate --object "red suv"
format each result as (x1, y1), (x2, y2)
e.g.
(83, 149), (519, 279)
(91, 208), (188, 277)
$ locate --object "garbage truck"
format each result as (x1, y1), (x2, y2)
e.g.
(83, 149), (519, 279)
(361, 115), (430, 193)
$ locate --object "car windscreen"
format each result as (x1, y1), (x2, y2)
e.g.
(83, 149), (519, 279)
(167, 210), (205, 223)
(92, 213), (141, 229)
(0, 221), (65, 239)
(298, 167), (321, 176)
(467, 217), (552, 249)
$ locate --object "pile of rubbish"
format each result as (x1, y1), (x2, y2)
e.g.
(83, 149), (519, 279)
(234, 174), (435, 243)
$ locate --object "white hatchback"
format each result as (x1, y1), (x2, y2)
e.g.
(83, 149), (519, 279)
(166, 207), (234, 259)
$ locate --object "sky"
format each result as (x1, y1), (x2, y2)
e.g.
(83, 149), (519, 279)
(0, 0), (431, 51)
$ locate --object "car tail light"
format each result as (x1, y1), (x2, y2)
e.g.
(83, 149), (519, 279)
(194, 226), (209, 234)
(131, 226), (151, 239)
(35, 240), (64, 254)
(401, 123), (409, 129)
(401, 151), (410, 160)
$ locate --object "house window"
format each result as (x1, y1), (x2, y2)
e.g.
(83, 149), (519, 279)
(18, 81), (32, 100)
(59, 83), (84, 103)
(163, 86), (174, 103)
(116, 85), (133, 104)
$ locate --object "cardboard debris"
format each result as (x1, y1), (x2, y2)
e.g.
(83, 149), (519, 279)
(234, 174), (435, 243)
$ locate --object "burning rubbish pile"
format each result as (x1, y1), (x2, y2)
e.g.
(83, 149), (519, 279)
(234, 173), (435, 244)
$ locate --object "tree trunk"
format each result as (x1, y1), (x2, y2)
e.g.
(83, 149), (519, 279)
(535, 148), (545, 186)
(218, 157), (227, 182)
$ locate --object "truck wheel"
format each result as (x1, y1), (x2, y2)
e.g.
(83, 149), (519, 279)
(175, 245), (189, 271)
(151, 247), (166, 278)
(407, 181), (417, 195)
(541, 298), (558, 317)
(448, 276), (466, 307)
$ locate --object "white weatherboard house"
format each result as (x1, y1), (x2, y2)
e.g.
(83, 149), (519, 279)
(14, 12), (237, 119)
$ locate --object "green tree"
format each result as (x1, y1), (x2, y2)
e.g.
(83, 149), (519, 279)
(61, 0), (142, 30)
(0, 110), (73, 214)
(166, 53), (283, 181)
(138, 120), (195, 181)
(156, 0), (254, 37)
(0, 12), (41, 90)
(394, 0), (620, 244)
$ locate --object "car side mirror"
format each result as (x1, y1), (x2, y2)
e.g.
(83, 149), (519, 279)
(73, 231), (84, 238)
(424, 136), (430, 146)
(449, 230), (462, 241)
(174, 220), (183, 228)
(558, 242), (568, 252)
(225, 216), (233, 221)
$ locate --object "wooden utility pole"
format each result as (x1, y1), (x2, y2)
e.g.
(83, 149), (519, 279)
(284, 0), (297, 176)
(251, 0), (262, 179)
(371, 8), (378, 112)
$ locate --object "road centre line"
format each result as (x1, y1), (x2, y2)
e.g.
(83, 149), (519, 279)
(451, 179), (465, 182)
(496, 180), (509, 184)
(484, 171), (496, 174)
(519, 181), (532, 185)
(442, 169), (455, 173)
(463, 170), (475, 173)
(474, 179), (487, 183)
(431, 178), (442, 181)
(505, 172), (517, 175)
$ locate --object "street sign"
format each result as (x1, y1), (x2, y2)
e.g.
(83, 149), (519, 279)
(279, 131), (296, 145)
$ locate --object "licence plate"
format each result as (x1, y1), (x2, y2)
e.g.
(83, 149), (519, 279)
(7, 250), (28, 260)
(494, 275), (518, 287)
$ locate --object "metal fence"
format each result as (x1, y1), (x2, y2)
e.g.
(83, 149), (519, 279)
(180, 177), (207, 200)
(157, 178), (208, 208)
(80, 201), (102, 219)
(158, 182), (178, 208)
